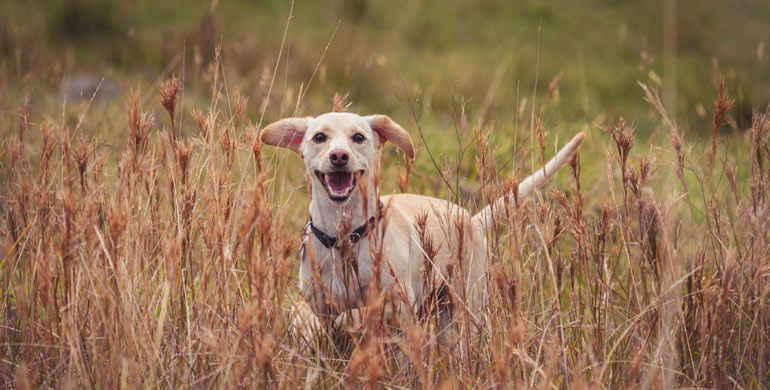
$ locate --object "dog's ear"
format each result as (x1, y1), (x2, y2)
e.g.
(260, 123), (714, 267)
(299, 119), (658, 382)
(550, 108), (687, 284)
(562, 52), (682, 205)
(366, 115), (415, 160)
(259, 117), (311, 155)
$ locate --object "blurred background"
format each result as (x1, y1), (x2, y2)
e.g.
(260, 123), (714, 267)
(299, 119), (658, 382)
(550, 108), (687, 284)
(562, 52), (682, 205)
(1, 0), (769, 198)
(2, 0), (768, 128)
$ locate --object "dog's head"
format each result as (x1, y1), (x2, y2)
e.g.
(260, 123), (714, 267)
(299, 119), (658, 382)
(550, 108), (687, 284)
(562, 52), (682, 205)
(260, 112), (414, 203)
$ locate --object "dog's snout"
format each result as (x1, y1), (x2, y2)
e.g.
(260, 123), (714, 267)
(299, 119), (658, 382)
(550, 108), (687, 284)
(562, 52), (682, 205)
(329, 149), (349, 166)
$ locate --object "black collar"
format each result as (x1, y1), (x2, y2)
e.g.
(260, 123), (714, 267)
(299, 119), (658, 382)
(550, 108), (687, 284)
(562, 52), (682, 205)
(308, 202), (383, 249)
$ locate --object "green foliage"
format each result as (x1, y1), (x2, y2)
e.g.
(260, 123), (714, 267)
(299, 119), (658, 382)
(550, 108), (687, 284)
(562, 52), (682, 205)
(2, 0), (769, 133)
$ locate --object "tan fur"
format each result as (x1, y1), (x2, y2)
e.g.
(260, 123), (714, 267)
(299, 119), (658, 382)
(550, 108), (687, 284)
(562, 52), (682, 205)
(260, 112), (584, 345)
(260, 117), (311, 154)
(366, 114), (416, 159)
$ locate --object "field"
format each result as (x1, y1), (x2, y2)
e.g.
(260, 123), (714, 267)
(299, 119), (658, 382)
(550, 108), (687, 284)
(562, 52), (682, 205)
(2, 0), (770, 388)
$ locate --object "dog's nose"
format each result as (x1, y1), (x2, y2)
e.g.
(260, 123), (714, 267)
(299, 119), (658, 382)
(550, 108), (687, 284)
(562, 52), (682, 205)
(329, 149), (349, 166)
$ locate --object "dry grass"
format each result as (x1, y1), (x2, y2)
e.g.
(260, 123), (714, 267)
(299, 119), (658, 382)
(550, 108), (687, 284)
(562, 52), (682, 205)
(2, 47), (770, 389)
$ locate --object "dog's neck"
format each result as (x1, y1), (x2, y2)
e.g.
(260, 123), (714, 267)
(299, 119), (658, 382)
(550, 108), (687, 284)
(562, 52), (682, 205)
(308, 179), (379, 238)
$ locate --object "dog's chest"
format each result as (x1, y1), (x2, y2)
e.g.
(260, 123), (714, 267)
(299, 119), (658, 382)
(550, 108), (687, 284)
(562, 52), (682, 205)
(298, 238), (376, 313)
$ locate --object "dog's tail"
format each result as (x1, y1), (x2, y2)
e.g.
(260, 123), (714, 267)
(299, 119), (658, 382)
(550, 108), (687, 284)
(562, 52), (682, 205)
(472, 132), (585, 230)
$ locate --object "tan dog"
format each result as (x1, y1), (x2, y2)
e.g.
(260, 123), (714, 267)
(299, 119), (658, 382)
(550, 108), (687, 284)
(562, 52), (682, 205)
(260, 112), (584, 344)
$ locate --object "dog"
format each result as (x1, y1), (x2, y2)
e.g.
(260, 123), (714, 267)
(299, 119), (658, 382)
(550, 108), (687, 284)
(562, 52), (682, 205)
(260, 112), (584, 346)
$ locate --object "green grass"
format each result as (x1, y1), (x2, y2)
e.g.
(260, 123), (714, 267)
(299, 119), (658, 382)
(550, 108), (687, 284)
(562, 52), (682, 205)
(3, 1), (769, 131)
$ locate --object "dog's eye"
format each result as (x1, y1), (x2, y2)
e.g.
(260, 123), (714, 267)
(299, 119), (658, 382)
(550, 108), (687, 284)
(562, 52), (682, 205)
(312, 133), (327, 143)
(352, 133), (365, 143)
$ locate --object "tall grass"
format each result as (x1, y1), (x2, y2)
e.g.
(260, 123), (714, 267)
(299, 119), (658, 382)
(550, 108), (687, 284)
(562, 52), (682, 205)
(2, 50), (769, 389)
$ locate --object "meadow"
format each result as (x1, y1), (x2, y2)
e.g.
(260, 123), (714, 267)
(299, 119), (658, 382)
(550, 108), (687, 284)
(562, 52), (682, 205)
(1, 0), (769, 388)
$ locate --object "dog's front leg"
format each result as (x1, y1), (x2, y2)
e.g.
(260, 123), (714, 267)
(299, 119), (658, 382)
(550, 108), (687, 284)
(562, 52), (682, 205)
(334, 300), (416, 337)
(288, 298), (328, 389)
(289, 298), (325, 349)
(334, 307), (366, 334)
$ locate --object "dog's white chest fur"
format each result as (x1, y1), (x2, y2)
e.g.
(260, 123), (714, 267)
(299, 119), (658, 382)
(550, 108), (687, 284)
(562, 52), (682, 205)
(299, 239), (376, 314)
(298, 218), (419, 315)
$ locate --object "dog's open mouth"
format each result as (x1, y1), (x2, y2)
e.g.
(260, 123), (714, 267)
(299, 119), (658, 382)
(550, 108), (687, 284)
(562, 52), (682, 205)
(315, 170), (364, 202)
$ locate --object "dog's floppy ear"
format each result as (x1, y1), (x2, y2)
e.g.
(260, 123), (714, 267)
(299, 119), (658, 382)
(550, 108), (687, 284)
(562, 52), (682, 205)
(366, 115), (415, 160)
(259, 117), (311, 155)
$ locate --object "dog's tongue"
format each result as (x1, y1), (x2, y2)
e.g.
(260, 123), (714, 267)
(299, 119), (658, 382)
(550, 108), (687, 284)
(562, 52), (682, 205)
(326, 171), (353, 194)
